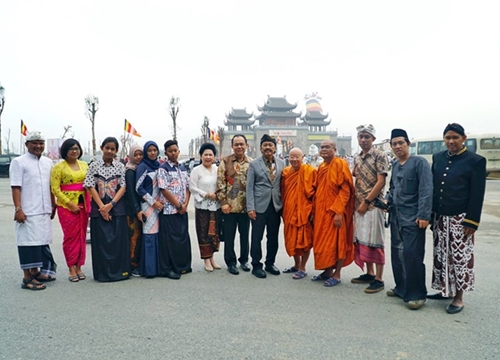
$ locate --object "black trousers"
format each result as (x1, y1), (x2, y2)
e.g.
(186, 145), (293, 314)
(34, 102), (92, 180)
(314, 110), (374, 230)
(250, 202), (281, 269)
(390, 218), (427, 301)
(223, 213), (250, 266)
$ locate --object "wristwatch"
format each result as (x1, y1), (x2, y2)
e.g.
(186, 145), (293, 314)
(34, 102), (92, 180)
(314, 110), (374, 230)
(15, 206), (22, 212)
(176, 205), (183, 211)
(364, 199), (371, 205)
(111, 200), (117, 207)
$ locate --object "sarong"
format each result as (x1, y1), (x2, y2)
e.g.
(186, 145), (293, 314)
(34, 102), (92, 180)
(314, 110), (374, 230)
(354, 209), (385, 268)
(159, 213), (192, 275)
(18, 245), (57, 277)
(432, 213), (474, 297)
(195, 208), (221, 259)
(15, 214), (52, 246)
(90, 215), (131, 282)
(126, 216), (142, 269)
(57, 205), (88, 267)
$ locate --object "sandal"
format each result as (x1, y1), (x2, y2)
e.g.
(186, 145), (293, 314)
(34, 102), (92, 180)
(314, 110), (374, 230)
(324, 277), (341, 287)
(283, 266), (298, 273)
(311, 272), (329, 281)
(33, 272), (56, 282)
(21, 276), (46, 291)
(69, 275), (79, 282)
(293, 271), (308, 280)
(77, 273), (86, 280)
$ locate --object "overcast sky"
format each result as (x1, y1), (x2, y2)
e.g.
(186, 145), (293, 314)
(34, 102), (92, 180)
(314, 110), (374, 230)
(1, 0), (499, 154)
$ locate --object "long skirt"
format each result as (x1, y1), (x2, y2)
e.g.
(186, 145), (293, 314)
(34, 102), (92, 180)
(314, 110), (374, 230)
(18, 245), (57, 277)
(432, 213), (474, 297)
(90, 215), (131, 282)
(159, 213), (192, 275)
(195, 208), (221, 259)
(140, 233), (160, 277)
(126, 216), (142, 270)
(57, 205), (88, 268)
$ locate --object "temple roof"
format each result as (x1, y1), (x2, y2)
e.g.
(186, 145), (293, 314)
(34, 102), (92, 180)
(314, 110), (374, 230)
(301, 110), (329, 121)
(226, 108), (253, 120)
(257, 96), (298, 111)
(224, 118), (256, 126)
(254, 110), (302, 120)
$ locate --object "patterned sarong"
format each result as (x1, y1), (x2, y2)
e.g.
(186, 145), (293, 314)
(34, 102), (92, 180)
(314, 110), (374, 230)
(432, 213), (474, 297)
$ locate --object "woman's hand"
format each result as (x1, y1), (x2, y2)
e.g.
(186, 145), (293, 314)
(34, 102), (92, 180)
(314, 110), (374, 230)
(154, 201), (164, 211)
(68, 202), (80, 214)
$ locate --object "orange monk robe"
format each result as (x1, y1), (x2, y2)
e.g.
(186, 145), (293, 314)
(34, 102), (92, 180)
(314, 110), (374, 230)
(281, 164), (317, 257)
(313, 158), (355, 270)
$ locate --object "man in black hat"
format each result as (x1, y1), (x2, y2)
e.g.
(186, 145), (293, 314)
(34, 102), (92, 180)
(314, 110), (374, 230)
(246, 134), (285, 278)
(385, 129), (433, 310)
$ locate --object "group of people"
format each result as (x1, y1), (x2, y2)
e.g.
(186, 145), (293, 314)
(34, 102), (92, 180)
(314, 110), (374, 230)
(11, 123), (486, 315)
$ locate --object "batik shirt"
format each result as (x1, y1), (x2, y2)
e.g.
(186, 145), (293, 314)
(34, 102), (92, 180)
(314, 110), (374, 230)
(217, 154), (252, 213)
(353, 147), (388, 210)
(157, 160), (189, 215)
(84, 158), (126, 217)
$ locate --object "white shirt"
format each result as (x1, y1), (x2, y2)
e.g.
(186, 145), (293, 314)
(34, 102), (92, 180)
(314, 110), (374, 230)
(10, 153), (53, 216)
(189, 163), (220, 211)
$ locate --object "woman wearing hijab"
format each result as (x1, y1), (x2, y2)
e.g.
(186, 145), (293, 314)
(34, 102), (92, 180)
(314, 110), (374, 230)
(189, 143), (222, 272)
(136, 141), (163, 277)
(125, 144), (144, 276)
(430, 123), (486, 314)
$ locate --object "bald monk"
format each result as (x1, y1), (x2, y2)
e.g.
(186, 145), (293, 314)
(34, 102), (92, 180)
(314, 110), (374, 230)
(311, 140), (355, 287)
(281, 148), (317, 279)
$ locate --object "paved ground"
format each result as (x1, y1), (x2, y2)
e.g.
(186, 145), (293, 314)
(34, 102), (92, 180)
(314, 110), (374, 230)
(0, 178), (499, 360)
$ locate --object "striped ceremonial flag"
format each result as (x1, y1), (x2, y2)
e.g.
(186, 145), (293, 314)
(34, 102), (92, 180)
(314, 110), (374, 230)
(305, 98), (323, 112)
(206, 127), (211, 140)
(210, 129), (215, 140)
(21, 120), (28, 136)
(124, 119), (141, 137)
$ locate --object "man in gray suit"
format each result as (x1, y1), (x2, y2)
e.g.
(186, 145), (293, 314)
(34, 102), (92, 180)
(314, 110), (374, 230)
(247, 134), (285, 278)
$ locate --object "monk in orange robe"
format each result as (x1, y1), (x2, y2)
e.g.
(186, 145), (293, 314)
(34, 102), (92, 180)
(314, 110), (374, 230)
(312, 139), (355, 287)
(281, 148), (317, 280)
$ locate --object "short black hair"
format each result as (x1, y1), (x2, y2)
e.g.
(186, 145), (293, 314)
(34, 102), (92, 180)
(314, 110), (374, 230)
(60, 138), (83, 160)
(164, 139), (178, 150)
(101, 137), (119, 151)
(231, 134), (247, 145)
(199, 142), (217, 157)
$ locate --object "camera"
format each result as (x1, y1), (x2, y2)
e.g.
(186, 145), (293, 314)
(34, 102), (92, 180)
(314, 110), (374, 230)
(373, 198), (392, 212)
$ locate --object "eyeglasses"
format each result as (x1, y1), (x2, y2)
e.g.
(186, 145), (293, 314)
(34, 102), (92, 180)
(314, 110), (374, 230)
(69, 147), (80, 152)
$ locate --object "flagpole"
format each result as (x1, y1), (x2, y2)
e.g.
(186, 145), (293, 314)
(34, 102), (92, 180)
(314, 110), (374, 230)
(123, 119), (126, 159)
(19, 119), (22, 155)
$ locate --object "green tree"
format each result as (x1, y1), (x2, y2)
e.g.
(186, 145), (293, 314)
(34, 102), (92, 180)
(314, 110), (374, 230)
(85, 94), (99, 156)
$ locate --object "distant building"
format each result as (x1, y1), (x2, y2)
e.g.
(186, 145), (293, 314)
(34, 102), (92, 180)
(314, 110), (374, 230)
(221, 95), (352, 158)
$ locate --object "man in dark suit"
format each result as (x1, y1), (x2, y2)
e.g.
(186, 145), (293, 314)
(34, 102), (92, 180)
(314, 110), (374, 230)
(246, 134), (285, 278)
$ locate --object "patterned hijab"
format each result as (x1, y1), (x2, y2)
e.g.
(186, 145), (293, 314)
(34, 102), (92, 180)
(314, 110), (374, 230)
(140, 141), (160, 172)
(125, 144), (143, 171)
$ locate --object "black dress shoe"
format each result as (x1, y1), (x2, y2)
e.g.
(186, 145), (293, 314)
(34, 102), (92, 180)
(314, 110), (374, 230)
(252, 268), (267, 278)
(264, 265), (280, 275)
(446, 303), (464, 314)
(240, 262), (251, 272)
(228, 264), (239, 275)
(166, 271), (180, 280)
(427, 293), (451, 300)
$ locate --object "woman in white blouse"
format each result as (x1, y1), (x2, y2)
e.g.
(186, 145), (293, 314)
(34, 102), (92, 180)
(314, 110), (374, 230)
(189, 143), (222, 272)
